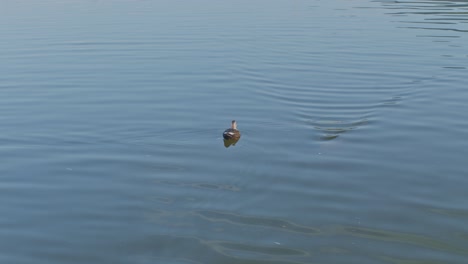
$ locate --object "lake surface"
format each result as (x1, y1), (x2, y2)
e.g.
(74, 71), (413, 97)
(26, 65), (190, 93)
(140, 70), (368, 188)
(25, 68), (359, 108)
(1, 0), (467, 263)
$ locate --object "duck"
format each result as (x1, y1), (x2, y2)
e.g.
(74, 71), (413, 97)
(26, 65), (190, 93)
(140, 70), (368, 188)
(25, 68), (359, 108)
(223, 120), (241, 140)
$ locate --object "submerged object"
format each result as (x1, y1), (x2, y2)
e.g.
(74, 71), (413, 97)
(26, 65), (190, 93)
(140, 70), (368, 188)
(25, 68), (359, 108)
(223, 120), (241, 140)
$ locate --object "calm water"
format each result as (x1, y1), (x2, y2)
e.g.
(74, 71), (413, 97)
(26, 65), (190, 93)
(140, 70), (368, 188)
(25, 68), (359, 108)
(1, 0), (467, 263)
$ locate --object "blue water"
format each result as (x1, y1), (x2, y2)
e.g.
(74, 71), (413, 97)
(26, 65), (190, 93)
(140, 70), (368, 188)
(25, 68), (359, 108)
(1, 0), (467, 263)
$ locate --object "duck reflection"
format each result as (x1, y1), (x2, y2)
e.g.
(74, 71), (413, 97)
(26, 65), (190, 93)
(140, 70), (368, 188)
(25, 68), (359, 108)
(223, 137), (240, 148)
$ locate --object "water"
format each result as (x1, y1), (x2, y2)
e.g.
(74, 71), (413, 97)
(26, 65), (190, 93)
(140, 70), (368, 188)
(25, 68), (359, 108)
(1, 0), (467, 263)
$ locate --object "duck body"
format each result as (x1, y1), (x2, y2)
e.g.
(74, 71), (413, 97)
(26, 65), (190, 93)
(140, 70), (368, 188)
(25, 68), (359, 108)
(223, 120), (241, 140)
(223, 128), (240, 140)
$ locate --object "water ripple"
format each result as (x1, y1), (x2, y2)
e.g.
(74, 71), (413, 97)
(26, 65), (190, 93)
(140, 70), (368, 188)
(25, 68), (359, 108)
(196, 210), (320, 235)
